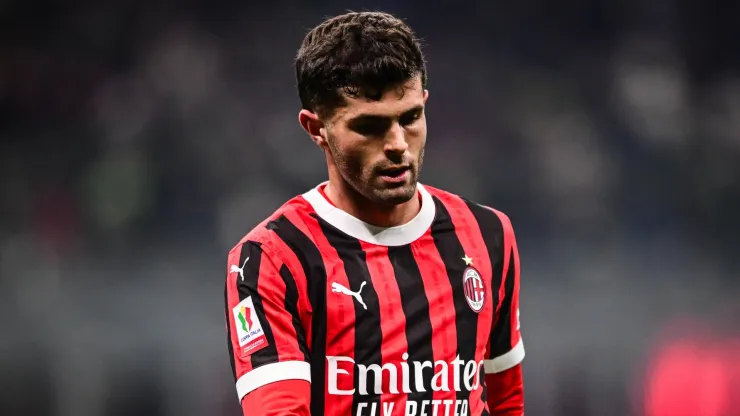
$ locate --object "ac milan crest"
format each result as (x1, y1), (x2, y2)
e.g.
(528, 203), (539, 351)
(463, 266), (485, 312)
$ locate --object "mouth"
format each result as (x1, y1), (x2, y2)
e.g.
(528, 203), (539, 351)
(377, 166), (411, 184)
(378, 166), (410, 178)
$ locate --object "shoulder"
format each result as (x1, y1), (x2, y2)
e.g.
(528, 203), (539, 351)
(228, 193), (316, 260)
(422, 183), (514, 236)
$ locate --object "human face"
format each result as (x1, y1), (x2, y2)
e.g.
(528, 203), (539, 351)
(324, 77), (428, 207)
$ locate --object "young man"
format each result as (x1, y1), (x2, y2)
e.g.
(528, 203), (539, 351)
(224, 11), (525, 416)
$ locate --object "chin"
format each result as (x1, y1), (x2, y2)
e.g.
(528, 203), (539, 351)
(370, 182), (418, 206)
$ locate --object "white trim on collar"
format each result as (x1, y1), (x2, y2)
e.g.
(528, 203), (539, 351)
(301, 182), (436, 246)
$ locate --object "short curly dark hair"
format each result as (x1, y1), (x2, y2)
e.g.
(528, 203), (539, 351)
(295, 11), (427, 118)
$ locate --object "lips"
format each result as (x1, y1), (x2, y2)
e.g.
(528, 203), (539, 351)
(378, 166), (410, 178)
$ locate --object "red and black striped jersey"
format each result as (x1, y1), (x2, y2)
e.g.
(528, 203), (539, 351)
(224, 182), (524, 416)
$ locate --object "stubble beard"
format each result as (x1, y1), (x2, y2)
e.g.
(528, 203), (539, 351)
(327, 138), (424, 208)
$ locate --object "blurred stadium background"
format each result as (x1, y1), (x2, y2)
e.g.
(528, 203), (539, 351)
(2, 0), (739, 415)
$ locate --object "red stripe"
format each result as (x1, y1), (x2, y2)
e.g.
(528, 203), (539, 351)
(265, 238), (313, 349)
(360, 241), (409, 416)
(432, 191), (495, 416)
(226, 245), (253, 375)
(242, 379), (311, 416)
(485, 366), (524, 414)
(490, 209), (519, 348)
(409, 232), (458, 407)
(510, 237), (521, 348)
(284, 208), (355, 416)
(256, 250), (303, 363)
(490, 209), (512, 319)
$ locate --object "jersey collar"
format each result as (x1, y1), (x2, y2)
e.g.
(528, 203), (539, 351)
(301, 182), (436, 246)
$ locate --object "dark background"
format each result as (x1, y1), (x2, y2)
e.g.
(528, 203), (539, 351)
(2, 1), (739, 415)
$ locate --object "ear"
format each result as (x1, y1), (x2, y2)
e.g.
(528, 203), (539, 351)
(423, 89), (429, 104)
(298, 109), (327, 148)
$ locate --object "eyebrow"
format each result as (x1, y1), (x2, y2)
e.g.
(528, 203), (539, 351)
(348, 105), (425, 123)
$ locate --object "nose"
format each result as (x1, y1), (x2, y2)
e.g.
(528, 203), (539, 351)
(384, 124), (408, 156)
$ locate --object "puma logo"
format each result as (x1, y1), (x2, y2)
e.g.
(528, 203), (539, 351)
(331, 281), (367, 310)
(230, 257), (250, 281)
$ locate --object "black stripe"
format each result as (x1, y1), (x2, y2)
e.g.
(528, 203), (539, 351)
(268, 216), (327, 416)
(279, 264), (311, 362)
(490, 249), (515, 356)
(430, 196), (479, 404)
(463, 201), (506, 355)
(317, 215), (382, 413)
(480, 364), (490, 416)
(224, 279), (237, 381)
(235, 242), (261, 304)
(387, 244), (434, 405)
(464, 201), (506, 413)
(237, 242), (279, 368)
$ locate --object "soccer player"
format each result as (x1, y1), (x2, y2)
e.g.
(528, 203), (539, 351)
(224, 11), (525, 416)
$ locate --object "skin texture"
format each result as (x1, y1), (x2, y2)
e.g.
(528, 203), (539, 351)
(298, 75), (429, 227)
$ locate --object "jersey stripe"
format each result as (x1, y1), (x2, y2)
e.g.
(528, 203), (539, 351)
(225, 246), (244, 380)
(360, 241), (408, 416)
(480, 373), (490, 416)
(234, 243), (259, 373)
(286, 212), (359, 415)
(279, 264), (311, 362)
(319, 217), (383, 414)
(466, 204), (506, 350)
(464, 202), (506, 414)
(286, 209), (356, 416)
(439, 197), (503, 415)
(491, 250), (516, 356)
(387, 244), (435, 408)
(268, 230), (313, 349)
(410, 232), (458, 407)
(429, 197), (480, 409)
(240, 244), (279, 369)
(487, 209), (515, 357)
(457, 197), (492, 416)
(267, 215), (328, 416)
(503, 216), (521, 350)
(491, 210), (512, 325)
(224, 286), (237, 380)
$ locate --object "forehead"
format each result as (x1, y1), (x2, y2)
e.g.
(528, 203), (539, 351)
(332, 77), (425, 122)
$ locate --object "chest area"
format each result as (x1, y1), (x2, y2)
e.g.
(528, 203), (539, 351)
(317, 238), (496, 358)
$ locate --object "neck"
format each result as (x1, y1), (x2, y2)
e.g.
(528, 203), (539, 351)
(324, 176), (421, 228)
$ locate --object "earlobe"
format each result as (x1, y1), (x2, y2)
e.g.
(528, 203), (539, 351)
(298, 109), (326, 147)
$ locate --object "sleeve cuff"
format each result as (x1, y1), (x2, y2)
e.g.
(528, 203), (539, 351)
(236, 360), (311, 400)
(483, 338), (525, 374)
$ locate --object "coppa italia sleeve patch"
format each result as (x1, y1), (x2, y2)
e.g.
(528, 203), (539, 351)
(232, 296), (269, 356)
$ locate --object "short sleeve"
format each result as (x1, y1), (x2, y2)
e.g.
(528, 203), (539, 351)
(484, 214), (525, 374)
(224, 241), (311, 402)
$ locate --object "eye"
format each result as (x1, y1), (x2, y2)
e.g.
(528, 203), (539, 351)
(399, 110), (422, 126)
(352, 121), (386, 136)
(350, 118), (390, 136)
